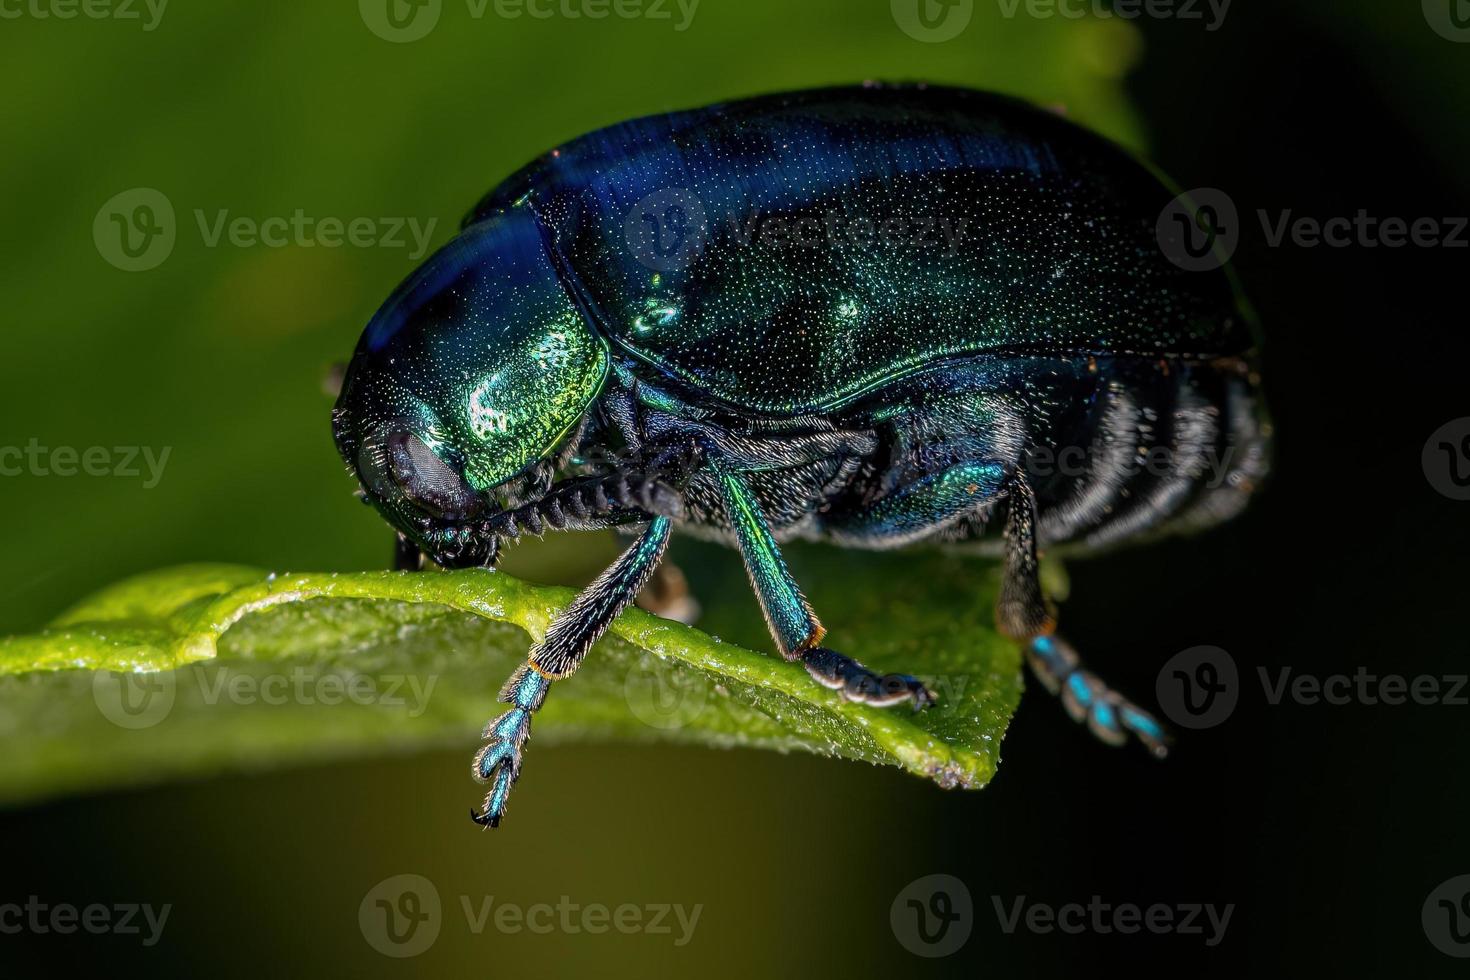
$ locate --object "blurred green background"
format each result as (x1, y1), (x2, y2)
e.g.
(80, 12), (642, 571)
(3, 0), (1469, 976)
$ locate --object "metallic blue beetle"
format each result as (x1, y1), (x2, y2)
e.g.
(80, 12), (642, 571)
(333, 84), (1269, 827)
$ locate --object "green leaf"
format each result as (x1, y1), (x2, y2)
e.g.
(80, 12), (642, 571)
(0, 546), (1020, 805)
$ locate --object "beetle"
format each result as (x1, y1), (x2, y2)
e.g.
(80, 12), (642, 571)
(332, 84), (1269, 828)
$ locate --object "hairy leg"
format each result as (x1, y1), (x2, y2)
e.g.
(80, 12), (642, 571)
(471, 515), (673, 827)
(998, 474), (1169, 757)
(393, 532), (424, 571)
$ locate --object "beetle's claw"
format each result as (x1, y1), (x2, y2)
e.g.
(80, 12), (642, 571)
(802, 646), (937, 710)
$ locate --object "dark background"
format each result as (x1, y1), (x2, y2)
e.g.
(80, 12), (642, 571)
(2, 1), (1466, 975)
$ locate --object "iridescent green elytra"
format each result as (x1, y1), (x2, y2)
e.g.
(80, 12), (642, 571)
(332, 85), (1269, 828)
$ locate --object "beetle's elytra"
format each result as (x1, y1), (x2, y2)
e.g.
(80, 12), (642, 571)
(332, 84), (1270, 827)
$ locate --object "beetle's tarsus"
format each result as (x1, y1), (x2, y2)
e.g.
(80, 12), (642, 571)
(1025, 634), (1171, 758)
(469, 665), (548, 830)
(802, 646), (936, 710)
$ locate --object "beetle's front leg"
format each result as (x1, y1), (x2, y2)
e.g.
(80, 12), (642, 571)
(715, 469), (934, 710)
(471, 515), (673, 827)
(393, 531), (424, 571)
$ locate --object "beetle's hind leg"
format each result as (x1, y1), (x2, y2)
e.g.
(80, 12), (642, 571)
(998, 474), (1170, 757)
(471, 515), (673, 828)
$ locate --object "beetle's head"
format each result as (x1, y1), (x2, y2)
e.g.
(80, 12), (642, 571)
(333, 207), (608, 563)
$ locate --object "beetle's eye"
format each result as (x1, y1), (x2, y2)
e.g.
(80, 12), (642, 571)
(385, 432), (483, 520)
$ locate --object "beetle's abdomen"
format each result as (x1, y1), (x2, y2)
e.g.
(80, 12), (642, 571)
(472, 85), (1254, 416)
(829, 350), (1270, 554)
(1027, 355), (1269, 552)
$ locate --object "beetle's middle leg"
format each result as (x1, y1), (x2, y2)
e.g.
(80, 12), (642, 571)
(715, 468), (934, 709)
